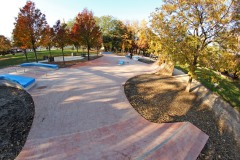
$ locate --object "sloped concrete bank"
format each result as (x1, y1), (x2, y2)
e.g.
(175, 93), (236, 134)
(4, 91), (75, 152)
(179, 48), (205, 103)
(191, 81), (240, 146)
(174, 68), (240, 147)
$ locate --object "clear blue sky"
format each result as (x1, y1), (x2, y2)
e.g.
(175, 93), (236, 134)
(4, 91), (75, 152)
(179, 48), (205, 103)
(0, 0), (163, 38)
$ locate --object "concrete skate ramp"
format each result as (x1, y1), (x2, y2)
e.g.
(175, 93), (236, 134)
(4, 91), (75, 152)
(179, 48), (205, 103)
(0, 74), (35, 90)
(21, 62), (59, 69)
(16, 54), (208, 160)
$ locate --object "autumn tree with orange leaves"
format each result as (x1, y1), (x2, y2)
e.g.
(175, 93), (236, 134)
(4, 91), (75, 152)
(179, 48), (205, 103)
(12, 12), (32, 62)
(137, 20), (149, 55)
(13, 1), (47, 62)
(72, 9), (102, 60)
(94, 34), (103, 56)
(0, 35), (11, 56)
(70, 28), (81, 53)
(53, 20), (69, 64)
(40, 25), (55, 57)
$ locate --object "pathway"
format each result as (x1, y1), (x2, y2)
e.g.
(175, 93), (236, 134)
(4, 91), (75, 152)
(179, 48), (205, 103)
(16, 54), (208, 160)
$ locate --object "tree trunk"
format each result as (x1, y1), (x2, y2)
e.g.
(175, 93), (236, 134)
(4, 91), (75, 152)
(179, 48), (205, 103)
(48, 46), (52, 57)
(185, 55), (198, 92)
(97, 47), (99, 56)
(33, 47), (38, 62)
(87, 46), (90, 61)
(233, 71), (238, 80)
(185, 75), (193, 92)
(76, 46), (79, 53)
(62, 47), (65, 65)
(23, 49), (29, 62)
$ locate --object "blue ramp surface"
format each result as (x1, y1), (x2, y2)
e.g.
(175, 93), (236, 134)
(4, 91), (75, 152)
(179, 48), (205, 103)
(118, 60), (125, 65)
(0, 74), (35, 88)
(21, 62), (59, 69)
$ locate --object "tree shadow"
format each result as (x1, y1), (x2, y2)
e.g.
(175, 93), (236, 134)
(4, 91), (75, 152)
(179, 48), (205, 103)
(125, 73), (240, 160)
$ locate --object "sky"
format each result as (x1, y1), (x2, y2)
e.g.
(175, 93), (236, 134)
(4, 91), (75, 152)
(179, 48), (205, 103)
(0, 0), (163, 38)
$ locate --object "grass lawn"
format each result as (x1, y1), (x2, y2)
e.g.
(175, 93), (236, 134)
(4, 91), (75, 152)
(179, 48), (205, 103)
(175, 65), (240, 111)
(0, 49), (97, 69)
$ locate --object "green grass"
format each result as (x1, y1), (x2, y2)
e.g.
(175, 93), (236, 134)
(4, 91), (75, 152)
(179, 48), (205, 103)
(0, 49), (96, 68)
(175, 64), (240, 111)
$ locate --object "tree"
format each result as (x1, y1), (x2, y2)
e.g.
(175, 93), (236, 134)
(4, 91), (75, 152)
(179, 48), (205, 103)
(0, 35), (11, 55)
(12, 9), (32, 62)
(66, 18), (75, 29)
(94, 33), (103, 55)
(218, 51), (240, 79)
(216, 28), (240, 79)
(53, 20), (69, 64)
(67, 18), (81, 53)
(147, 28), (162, 58)
(120, 21), (134, 53)
(150, 0), (237, 91)
(95, 16), (135, 53)
(13, 1), (47, 62)
(96, 16), (113, 52)
(111, 20), (127, 52)
(40, 25), (55, 57)
(70, 24), (81, 53)
(107, 19), (127, 52)
(232, 0), (239, 32)
(95, 16), (116, 51)
(137, 20), (149, 55)
(128, 20), (143, 54)
(73, 8), (102, 60)
(220, 0), (240, 79)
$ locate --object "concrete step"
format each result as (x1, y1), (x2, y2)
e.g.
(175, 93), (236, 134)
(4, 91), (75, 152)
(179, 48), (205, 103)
(17, 117), (208, 160)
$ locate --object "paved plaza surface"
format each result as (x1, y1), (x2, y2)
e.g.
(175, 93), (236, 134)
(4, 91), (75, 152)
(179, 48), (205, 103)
(13, 54), (208, 160)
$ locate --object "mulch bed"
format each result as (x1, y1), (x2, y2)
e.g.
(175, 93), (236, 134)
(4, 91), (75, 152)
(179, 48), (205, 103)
(124, 74), (240, 160)
(0, 86), (34, 160)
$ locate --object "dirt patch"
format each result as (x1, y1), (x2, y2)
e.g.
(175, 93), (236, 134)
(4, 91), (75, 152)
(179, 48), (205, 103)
(47, 55), (102, 68)
(0, 86), (34, 160)
(124, 74), (240, 160)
